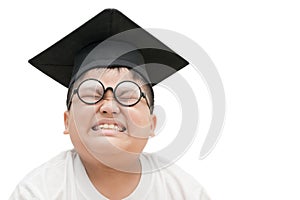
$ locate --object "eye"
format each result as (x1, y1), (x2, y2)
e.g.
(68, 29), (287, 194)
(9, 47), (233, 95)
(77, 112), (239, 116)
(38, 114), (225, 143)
(115, 89), (140, 106)
(114, 81), (142, 105)
(78, 84), (104, 103)
(119, 90), (138, 98)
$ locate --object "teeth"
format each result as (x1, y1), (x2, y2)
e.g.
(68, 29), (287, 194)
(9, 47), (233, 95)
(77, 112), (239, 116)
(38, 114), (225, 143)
(92, 123), (125, 132)
(108, 124), (114, 129)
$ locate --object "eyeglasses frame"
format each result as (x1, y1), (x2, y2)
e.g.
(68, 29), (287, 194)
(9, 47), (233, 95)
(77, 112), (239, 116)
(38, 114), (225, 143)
(67, 78), (151, 109)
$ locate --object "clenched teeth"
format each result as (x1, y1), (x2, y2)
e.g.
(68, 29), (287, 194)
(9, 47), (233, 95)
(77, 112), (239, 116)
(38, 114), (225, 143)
(92, 123), (126, 132)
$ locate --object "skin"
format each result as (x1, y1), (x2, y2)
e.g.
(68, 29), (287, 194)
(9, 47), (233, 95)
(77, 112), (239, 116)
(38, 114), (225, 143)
(63, 68), (157, 199)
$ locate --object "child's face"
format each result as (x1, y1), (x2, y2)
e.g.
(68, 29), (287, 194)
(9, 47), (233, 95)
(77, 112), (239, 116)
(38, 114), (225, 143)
(64, 68), (156, 170)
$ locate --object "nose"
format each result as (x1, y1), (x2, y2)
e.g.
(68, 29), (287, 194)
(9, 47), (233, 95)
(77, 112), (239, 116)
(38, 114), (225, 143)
(99, 90), (120, 115)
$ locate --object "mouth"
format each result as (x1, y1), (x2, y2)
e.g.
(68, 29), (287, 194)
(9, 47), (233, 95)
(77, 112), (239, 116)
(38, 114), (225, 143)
(92, 123), (126, 132)
(91, 121), (127, 136)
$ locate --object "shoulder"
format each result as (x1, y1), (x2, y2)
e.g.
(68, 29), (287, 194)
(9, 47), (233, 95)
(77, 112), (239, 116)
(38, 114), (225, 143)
(141, 153), (201, 187)
(22, 150), (76, 182)
(9, 150), (77, 200)
(141, 153), (210, 200)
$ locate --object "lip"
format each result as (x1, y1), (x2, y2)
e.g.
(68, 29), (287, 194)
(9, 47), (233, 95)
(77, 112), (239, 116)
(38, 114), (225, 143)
(91, 118), (126, 136)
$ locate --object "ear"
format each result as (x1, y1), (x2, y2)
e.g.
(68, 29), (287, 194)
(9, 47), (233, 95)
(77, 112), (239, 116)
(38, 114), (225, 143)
(149, 114), (157, 137)
(63, 111), (70, 135)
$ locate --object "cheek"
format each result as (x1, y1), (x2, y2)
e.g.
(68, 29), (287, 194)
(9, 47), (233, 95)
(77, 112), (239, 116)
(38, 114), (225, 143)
(127, 109), (150, 126)
(68, 106), (98, 152)
(125, 109), (152, 138)
(68, 108), (98, 163)
(69, 105), (94, 133)
(69, 125), (102, 166)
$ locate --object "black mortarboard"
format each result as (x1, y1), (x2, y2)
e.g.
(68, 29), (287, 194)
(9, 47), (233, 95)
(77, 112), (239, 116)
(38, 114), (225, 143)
(28, 9), (188, 88)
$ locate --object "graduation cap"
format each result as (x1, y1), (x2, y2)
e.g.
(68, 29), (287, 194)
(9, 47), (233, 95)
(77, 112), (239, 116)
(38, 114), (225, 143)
(28, 8), (188, 90)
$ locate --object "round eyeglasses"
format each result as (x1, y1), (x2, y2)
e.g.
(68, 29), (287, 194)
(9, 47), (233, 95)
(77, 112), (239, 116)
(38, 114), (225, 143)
(68, 78), (150, 109)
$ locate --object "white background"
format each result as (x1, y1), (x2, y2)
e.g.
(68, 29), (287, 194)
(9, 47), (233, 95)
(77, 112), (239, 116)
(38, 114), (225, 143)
(1, 1), (300, 199)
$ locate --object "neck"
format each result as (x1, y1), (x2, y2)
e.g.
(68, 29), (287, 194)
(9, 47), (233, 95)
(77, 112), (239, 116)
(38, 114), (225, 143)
(84, 156), (142, 176)
(82, 157), (142, 199)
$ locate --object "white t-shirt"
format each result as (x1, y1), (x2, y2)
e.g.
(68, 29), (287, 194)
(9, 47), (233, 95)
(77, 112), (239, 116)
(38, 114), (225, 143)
(9, 150), (210, 200)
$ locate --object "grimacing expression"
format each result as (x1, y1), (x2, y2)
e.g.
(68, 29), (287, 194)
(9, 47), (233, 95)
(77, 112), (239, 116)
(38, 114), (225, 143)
(63, 67), (157, 169)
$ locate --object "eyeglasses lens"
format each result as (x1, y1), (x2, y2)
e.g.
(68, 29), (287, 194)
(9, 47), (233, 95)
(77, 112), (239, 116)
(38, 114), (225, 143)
(77, 80), (141, 106)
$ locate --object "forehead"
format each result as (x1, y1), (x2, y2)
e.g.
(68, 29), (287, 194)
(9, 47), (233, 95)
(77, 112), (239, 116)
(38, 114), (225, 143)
(83, 67), (131, 79)
(75, 67), (145, 86)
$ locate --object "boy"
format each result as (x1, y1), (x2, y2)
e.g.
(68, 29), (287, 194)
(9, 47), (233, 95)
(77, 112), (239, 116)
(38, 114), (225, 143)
(9, 9), (210, 200)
